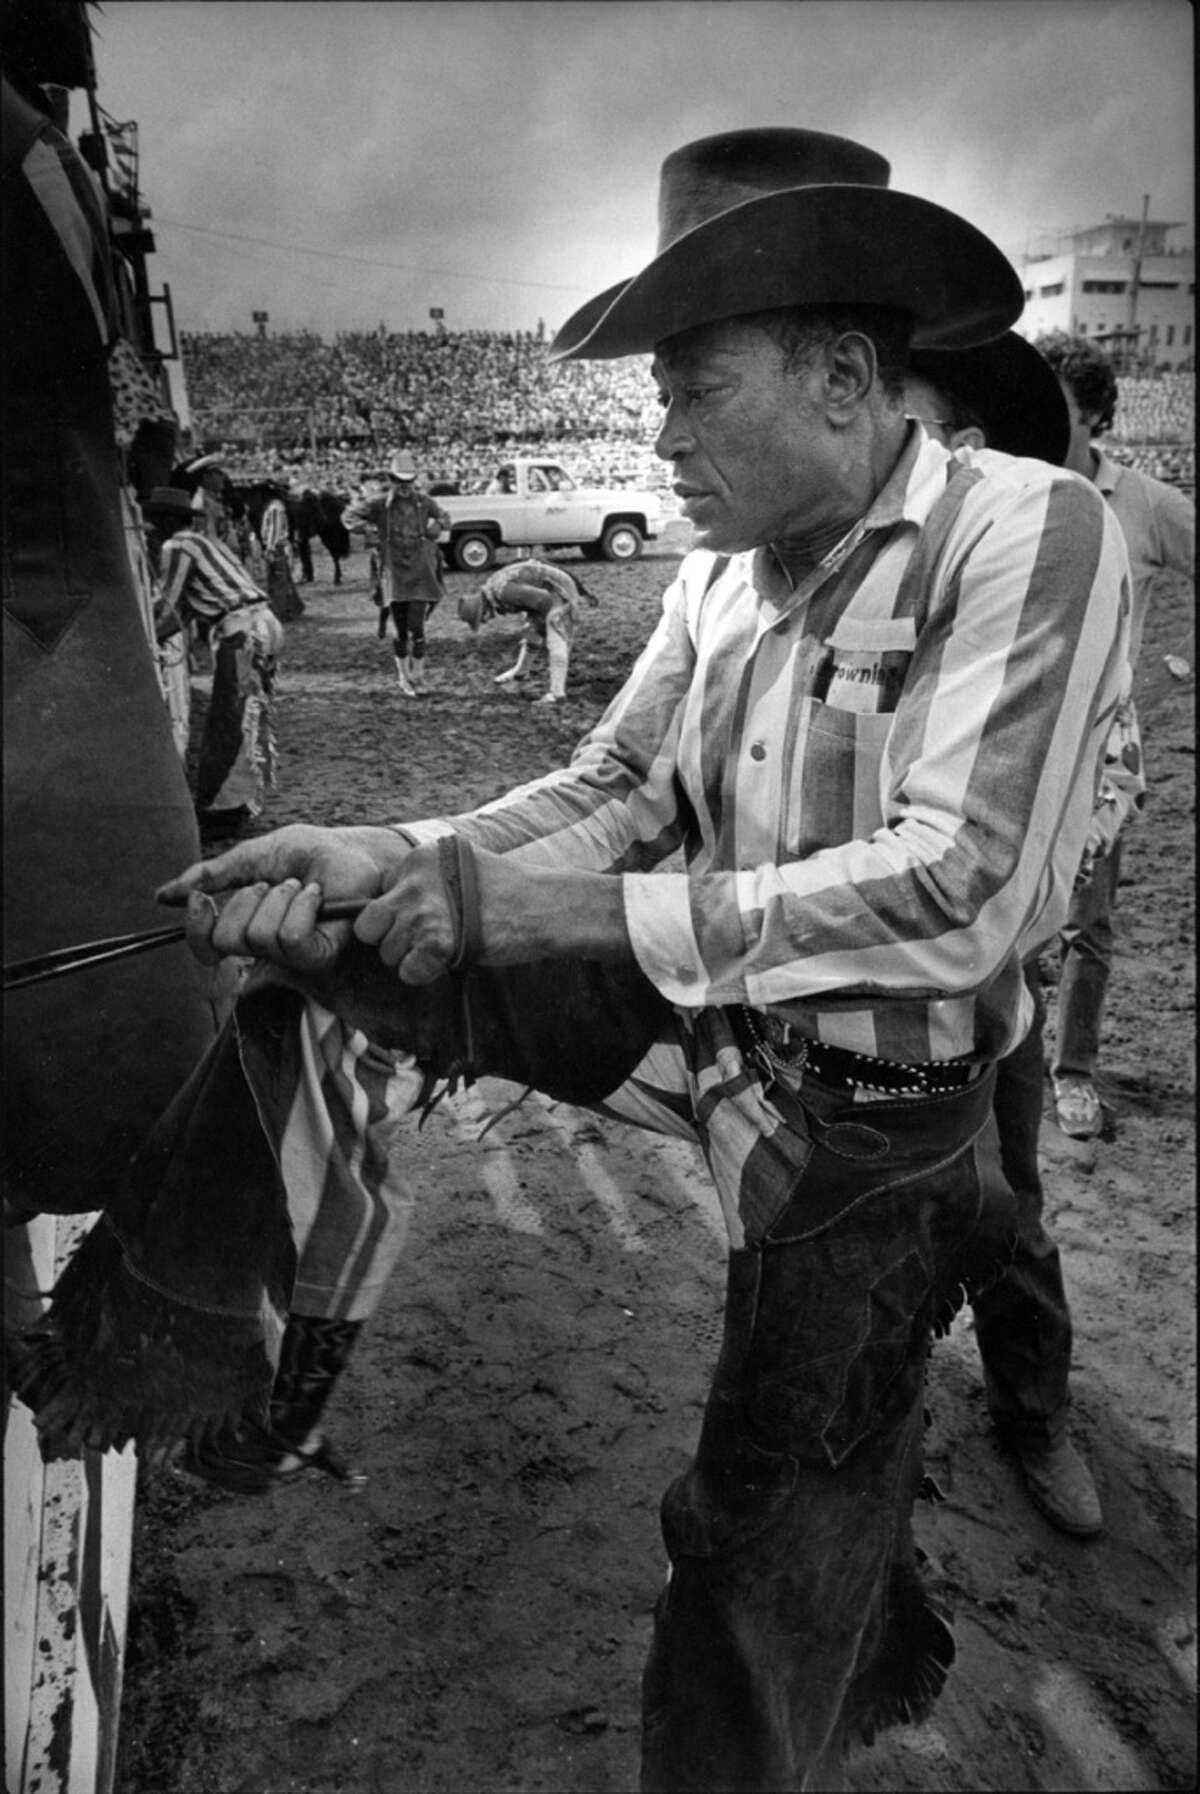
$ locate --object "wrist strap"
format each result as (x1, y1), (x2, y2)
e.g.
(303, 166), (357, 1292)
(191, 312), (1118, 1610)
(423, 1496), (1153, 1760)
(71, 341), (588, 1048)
(437, 834), (483, 970)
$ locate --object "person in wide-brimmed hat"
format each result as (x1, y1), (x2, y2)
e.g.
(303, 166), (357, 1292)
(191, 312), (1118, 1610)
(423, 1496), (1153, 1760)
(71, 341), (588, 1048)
(342, 450), (449, 697)
(900, 337), (1116, 1540)
(154, 126), (1131, 1788)
(142, 485), (283, 826)
(176, 450), (235, 545)
(460, 559), (599, 704)
(905, 330), (1071, 464)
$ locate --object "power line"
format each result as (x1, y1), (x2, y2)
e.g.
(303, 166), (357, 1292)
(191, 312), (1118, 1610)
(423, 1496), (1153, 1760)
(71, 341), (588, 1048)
(152, 216), (591, 296)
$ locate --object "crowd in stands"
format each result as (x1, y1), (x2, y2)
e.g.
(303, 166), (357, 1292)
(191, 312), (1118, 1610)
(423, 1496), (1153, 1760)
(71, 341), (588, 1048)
(1103, 373), (1195, 489)
(180, 326), (1195, 498)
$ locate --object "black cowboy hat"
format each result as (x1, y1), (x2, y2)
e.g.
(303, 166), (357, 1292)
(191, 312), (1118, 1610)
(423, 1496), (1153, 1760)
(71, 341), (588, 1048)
(908, 331), (1070, 465)
(143, 486), (195, 516)
(550, 128), (1023, 362)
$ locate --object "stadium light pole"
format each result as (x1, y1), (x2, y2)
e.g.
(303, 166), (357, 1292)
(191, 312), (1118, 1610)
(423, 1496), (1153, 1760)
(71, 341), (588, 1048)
(1125, 195), (1149, 374)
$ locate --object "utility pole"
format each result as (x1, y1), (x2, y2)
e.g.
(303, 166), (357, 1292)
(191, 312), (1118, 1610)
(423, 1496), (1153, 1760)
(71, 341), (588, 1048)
(1125, 194), (1150, 373)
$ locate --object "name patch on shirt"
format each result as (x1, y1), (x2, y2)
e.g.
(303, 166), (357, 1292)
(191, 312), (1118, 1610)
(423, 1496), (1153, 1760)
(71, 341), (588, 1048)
(814, 617), (916, 715)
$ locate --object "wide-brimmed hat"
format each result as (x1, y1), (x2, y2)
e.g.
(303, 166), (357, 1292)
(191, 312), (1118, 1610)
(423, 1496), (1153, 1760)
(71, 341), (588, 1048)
(908, 332), (1069, 464)
(550, 128), (1023, 362)
(186, 453), (225, 475)
(389, 450), (417, 481)
(457, 589), (495, 631)
(143, 487), (196, 517)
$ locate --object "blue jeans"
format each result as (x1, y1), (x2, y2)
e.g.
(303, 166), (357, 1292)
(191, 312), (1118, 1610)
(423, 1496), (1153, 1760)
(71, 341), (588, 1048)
(972, 964), (1073, 1449)
(1054, 841), (1122, 1079)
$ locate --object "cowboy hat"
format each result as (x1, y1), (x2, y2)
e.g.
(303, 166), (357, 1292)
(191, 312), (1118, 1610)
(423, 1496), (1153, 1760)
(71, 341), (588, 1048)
(550, 127), (1023, 362)
(186, 453), (225, 474)
(388, 450), (417, 481)
(143, 487), (196, 517)
(458, 588), (495, 631)
(908, 332), (1070, 465)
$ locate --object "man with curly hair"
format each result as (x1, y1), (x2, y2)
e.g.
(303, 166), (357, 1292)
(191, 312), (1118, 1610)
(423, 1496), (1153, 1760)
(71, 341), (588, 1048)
(1036, 333), (1194, 1140)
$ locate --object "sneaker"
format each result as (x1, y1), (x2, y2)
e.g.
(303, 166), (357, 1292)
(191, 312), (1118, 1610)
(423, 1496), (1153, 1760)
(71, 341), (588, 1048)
(533, 692), (562, 705)
(1052, 1075), (1102, 1139)
(1016, 1437), (1103, 1537)
(493, 667), (526, 685)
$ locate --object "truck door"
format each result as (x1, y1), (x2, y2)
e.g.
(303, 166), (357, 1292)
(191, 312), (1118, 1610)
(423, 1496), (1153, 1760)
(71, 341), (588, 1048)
(527, 464), (585, 544)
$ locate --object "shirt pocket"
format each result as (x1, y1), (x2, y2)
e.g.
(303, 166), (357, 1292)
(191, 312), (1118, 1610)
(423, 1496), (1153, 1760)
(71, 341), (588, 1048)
(787, 615), (915, 854)
(811, 615), (916, 715)
(790, 703), (895, 854)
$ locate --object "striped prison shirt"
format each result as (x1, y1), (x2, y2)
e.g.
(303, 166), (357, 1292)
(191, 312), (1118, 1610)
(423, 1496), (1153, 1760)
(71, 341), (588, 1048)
(159, 530), (274, 638)
(403, 428), (1132, 1066)
(260, 497), (290, 557)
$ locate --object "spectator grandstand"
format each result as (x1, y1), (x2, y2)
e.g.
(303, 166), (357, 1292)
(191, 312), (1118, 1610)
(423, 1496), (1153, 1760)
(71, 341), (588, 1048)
(1104, 372), (1195, 491)
(180, 327), (1195, 498)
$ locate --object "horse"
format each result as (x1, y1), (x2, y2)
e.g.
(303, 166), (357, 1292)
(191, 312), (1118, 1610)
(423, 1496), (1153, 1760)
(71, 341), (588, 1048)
(288, 487), (352, 586)
(226, 480), (306, 621)
(6, 78), (228, 1793)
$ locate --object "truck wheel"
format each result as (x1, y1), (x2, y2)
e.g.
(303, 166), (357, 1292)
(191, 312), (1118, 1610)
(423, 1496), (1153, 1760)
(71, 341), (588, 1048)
(600, 521), (644, 562)
(452, 532), (496, 573)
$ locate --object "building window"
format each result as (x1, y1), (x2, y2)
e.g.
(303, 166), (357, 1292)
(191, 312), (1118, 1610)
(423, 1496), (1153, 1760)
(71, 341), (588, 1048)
(1166, 325), (1175, 346)
(1082, 280), (1127, 294)
(1039, 282), (1065, 297)
(1148, 323), (1158, 345)
(1185, 324), (1193, 348)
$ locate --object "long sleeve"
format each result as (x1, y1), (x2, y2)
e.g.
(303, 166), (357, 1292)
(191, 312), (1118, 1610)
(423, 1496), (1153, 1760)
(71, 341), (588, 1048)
(402, 445), (1131, 1061)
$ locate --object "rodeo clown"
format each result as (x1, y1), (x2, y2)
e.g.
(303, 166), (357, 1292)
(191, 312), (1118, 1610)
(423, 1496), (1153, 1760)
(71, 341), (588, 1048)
(459, 558), (598, 704)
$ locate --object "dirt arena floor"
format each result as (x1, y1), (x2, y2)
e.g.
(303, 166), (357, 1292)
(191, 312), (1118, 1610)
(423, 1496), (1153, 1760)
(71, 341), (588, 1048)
(117, 528), (1195, 1793)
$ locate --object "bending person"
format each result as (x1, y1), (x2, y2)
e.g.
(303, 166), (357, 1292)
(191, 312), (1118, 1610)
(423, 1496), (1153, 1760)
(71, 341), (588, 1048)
(460, 558), (597, 704)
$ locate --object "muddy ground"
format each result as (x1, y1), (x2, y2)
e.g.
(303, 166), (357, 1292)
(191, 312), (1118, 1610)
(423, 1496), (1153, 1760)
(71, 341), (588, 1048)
(117, 531), (1195, 1793)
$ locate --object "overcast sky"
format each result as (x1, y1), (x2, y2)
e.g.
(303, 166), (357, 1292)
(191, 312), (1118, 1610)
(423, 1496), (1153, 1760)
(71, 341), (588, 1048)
(84, 0), (1194, 341)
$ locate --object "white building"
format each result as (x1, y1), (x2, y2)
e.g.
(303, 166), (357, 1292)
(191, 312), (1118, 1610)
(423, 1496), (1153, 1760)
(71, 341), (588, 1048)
(1018, 216), (1194, 371)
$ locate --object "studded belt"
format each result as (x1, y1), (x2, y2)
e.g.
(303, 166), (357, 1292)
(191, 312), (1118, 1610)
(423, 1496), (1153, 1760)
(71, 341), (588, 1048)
(739, 1007), (983, 1098)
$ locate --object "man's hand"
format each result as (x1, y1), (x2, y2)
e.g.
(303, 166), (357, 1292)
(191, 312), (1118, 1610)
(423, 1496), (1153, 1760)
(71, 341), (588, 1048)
(355, 843), (459, 984)
(355, 843), (635, 984)
(156, 823), (413, 973)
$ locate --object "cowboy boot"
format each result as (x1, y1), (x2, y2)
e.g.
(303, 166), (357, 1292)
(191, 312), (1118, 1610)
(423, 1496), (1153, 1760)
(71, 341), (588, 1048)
(394, 654), (416, 697)
(409, 655), (426, 697)
(177, 1315), (367, 1493)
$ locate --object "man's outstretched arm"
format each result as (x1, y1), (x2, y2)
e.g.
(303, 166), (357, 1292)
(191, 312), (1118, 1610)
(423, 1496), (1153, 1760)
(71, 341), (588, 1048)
(158, 826), (632, 985)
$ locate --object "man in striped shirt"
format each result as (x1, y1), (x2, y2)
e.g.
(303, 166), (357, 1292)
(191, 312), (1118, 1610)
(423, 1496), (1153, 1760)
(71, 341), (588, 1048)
(258, 479), (304, 622)
(146, 488), (284, 820)
(161, 131), (1131, 1787)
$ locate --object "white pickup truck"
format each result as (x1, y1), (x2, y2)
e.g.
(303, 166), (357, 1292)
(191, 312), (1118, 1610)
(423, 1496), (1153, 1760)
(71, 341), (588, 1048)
(436, 458), (665, 572)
